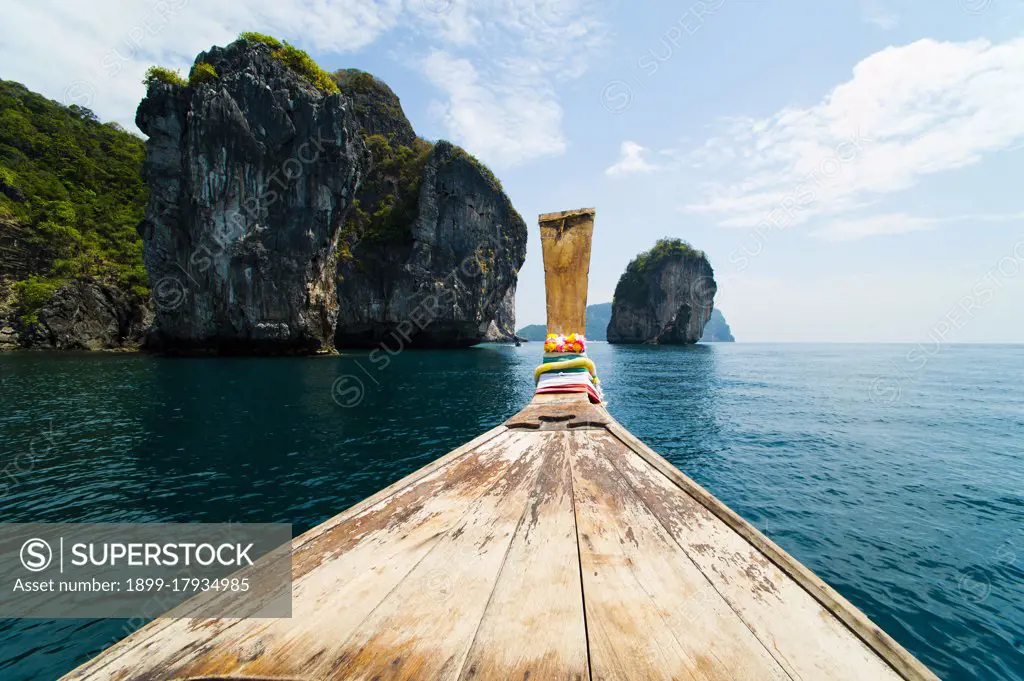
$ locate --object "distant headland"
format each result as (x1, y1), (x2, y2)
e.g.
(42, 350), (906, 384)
(518, 303), (735, 342)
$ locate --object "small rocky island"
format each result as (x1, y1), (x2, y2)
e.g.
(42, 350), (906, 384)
(607, 238), (718, 345)
(0, 34), (525, 352)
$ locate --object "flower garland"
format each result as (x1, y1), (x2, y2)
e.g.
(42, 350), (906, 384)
(544, 332), (586, 354)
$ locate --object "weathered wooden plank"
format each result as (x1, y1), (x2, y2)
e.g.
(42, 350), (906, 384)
(505, 395), (610, 431)
(320, 431), (553, 680)
(62, 427), (524, 681)
(570, 430), (791, 681)
(606, 425), (909, 680)
(540, 208), (595, 335)
(603, 420), (941, 681)
(458, 431), (589, 681)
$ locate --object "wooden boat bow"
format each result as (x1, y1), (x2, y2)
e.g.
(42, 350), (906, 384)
(63, 209), (939, 680)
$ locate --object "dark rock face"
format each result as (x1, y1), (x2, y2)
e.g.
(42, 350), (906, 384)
(31, 280), (149, 350)
(136, 40), (365, 354)
(133, 40), (523, 353)
(334, 70), (415, 147)
(335, 141), (527, 348)
(0, 280), (149, 350)
(483, 284), (519, 342)
(607, 250), (717, 345)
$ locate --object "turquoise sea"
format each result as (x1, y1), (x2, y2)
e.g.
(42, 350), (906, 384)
(0, 343), (1022, 680)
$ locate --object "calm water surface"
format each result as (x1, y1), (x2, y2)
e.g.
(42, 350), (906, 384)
(0, 343), (1022, 680)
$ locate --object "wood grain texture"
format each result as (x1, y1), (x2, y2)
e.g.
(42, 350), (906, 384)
(603, 419), (941, 681)
(324, 432), (549, 680)
(540, 208), (595, 336)
(62, 398), (939, 681)
(608, 426), (906, 680)
(458, 432), (589, 681)
(570, 430), (791, 681)
(62, 429), (526, 681)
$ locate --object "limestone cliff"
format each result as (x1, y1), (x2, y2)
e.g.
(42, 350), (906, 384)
(332, 73), (526, 348)
(136, 37), (365, 353)
(136, 38), (525, 353)
(607, 239), (717, 345)
(483, 284), (519, 342)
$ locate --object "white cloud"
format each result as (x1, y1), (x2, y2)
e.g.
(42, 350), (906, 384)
(418, 1), (608, 167)
(422, 50), (566, 167)
(0, 0), (410, 131)
(605, 141), (659, 176)
(812, 210), (1024, 242)
(0, 0), (607, 167)
(677, 37), (1024, 231)
(861, 0), (899, 30)
(811, 213), (936, 241)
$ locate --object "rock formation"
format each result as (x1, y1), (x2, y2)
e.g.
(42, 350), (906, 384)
(334, 69), (415, 147)
(332, 74), (526, 348)
(136, 38), (365, 353)
(20, 280), (150, 350)
(483, 284), (520, 342)
(135, 39), (524, 353)
(607, 239), (717, 345)
(700, 308), (735, 342)
(2, 40), (525, 353)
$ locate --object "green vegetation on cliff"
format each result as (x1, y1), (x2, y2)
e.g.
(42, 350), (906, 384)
(146, 34), (339, 95)
(238, 33), (339, 94)
(613, 238), (706, 307)
(143, 66), (186, 88)
(333, 66), (507, 255)
(335, 69), (379, 94)
(342, 134), (434, 250)
(188, 62), (218, 87)
(269, 42), (339, 94)
(237, 32), (282, 49)
(448, 145), (503, 191)
(627, 238), (704, 274)
(0, 79), (148, 321)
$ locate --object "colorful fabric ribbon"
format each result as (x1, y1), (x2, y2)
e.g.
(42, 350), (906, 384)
(533, 332), (603, 404)
(534, 357), (597, 382)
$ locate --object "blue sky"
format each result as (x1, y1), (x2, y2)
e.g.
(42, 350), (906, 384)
(3, 0), (1023, 341)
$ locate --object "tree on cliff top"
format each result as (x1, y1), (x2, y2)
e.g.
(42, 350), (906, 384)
(626, 238), (705, 274)
(613, 238), (709, 306)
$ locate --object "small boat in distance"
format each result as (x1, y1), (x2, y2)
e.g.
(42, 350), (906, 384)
(65, 208), (939, 680)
